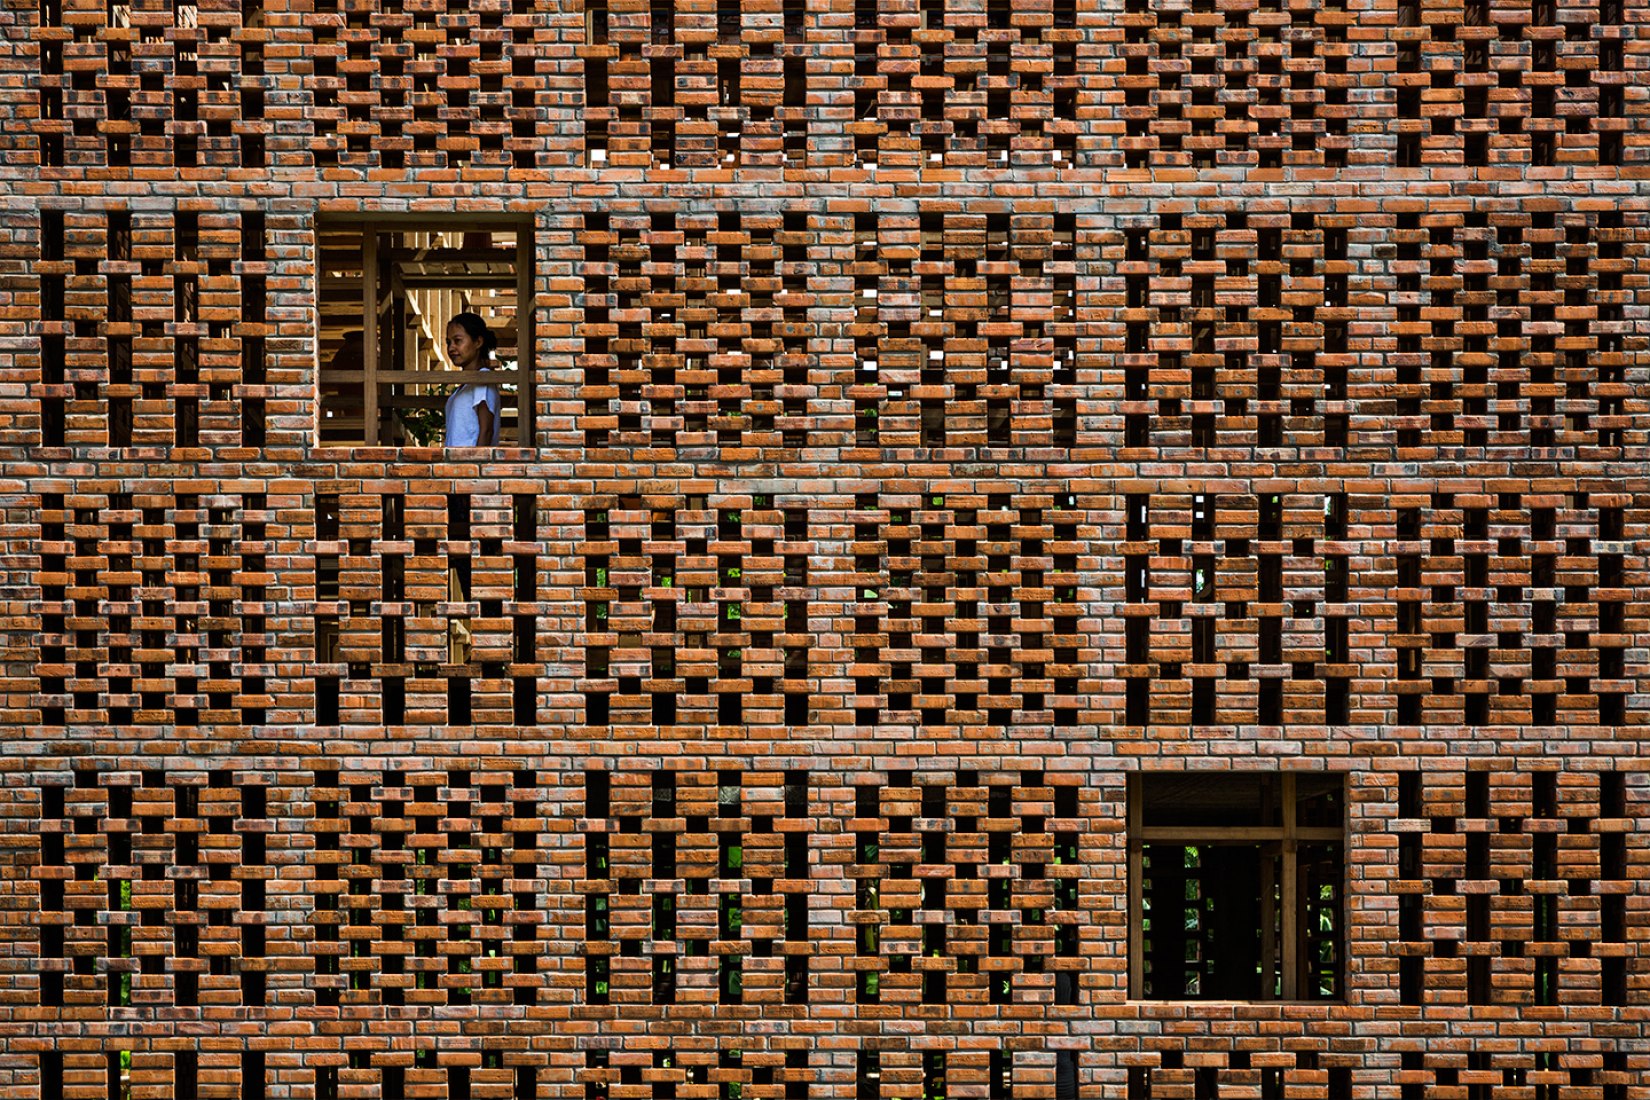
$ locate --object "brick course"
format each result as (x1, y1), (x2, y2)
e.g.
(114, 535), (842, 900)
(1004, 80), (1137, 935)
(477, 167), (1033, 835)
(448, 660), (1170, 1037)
(1, 1), (1649, 1097)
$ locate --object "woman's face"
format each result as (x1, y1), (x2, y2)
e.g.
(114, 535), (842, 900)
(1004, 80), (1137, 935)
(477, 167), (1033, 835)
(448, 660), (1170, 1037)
(446, 322), (483, 370)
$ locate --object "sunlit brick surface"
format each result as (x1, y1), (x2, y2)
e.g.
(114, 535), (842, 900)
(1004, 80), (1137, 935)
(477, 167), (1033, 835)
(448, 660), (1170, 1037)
(3, 0), (1650, 1096)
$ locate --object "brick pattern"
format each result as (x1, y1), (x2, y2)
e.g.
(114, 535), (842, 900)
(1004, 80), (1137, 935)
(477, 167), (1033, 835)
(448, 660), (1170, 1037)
(32, 207), (272, 450)
(308, 767), (547, 1009)
(1121, 487), (1356, 731)
(1121, 486), (1633, 731)
(32, 0), (275, 170)
(846, 0), (1080, 171)
(1122, 1049), (1637, 1100)
(34, 490), (275, 731)
(1392, 0), (1638, 168)
(849, 213), (1083, 450)
(16, 202), (1649, 456)
(843, 771), (1086, 1009)
(1118, 211), (1358, 452)
(1392, 490), (1631, 729)
(581, 0), (811, 170)
(1116, 0), (1355, 170)
(578, 494), (813, 731)
(580, 212), (817, 452)
(6, 0), (1650, 1090)
(32, 771), (271, 1012)
(60, 1047), (1633, 1100)
(309, 487), (550, 729)
(848, 487), (1090, 729)
(1124, 1051), (1356, 1100)
(20, 0), (1650, 172)
(302, 0), (552, 172)
(1390, 769), (1637, 1008)
(20, 473), (1650, 738)
(14, 764), (1648, 1089)
(581, 769), (811, 1009)
(1386, 209), (1635, 454)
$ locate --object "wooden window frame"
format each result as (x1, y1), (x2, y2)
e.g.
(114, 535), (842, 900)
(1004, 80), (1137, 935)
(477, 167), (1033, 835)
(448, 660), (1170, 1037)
(1127, 772), (1347, 1001)
(317, 213), (536, 447)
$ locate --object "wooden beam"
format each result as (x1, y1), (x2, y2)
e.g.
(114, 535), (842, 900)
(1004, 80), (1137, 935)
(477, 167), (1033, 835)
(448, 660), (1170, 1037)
(322, 368), (517, 385)
(396, 273), (521, 289)
(1133, 826), (1342, 844)
(385, 246), (518, 264)
(316, 211), (530, 230)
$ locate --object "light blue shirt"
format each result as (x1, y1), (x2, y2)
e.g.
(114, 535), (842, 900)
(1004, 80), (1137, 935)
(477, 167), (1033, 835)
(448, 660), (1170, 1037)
(445, 375), (500, 446)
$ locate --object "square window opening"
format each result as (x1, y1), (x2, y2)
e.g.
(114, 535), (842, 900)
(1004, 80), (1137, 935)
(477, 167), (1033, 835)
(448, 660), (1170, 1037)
(1129, 772), (1345, 1002)
(318, 217), (536, 446)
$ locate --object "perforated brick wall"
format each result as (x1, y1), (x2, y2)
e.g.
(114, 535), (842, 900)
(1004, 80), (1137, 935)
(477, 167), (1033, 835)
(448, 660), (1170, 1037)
(3, 0), (1650, 1097)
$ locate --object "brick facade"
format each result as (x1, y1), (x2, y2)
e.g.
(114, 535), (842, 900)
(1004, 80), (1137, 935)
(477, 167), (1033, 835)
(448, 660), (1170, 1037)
(1, 1), (1649, 1097)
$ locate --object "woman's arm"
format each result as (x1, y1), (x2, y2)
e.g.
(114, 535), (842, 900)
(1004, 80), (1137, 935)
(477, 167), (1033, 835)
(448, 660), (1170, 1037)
(476, 403), (495, 445)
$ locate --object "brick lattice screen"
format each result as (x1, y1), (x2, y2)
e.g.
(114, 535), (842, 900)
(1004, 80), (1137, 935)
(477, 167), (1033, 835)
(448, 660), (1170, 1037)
(3, 0), (1650, 1096)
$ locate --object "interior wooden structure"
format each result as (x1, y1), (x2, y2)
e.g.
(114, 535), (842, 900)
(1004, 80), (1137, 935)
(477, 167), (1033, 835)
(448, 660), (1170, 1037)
(317, 216), (534, 445)
(1128, 773), (1346, 1001)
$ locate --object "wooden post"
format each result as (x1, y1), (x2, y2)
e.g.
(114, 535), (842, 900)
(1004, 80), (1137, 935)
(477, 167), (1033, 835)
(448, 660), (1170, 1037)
(517, 224), (534, 445)
(390, 265), (407, 443)
(362, 227), (379, 445)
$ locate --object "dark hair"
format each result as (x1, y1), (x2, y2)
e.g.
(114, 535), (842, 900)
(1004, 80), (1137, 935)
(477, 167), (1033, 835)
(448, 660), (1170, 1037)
(448, 312), (498, 356)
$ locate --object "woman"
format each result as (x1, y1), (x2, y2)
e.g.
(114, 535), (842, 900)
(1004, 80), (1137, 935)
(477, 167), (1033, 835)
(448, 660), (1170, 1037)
(444, 312), (502, 446)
